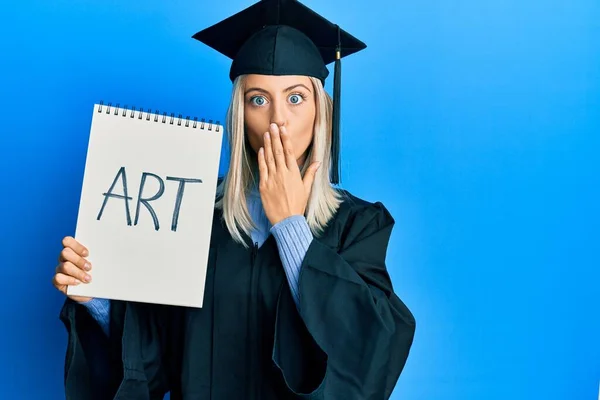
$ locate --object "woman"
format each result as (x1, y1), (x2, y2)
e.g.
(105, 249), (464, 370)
(53, 1), (416, 398)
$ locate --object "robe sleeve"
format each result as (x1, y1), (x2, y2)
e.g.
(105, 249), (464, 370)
(271, 201), (416, 399)
(59, 298), (124, 399)
(59, 298), (173, 400)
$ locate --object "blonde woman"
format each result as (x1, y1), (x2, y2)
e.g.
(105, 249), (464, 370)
(52, 1), (416, 398)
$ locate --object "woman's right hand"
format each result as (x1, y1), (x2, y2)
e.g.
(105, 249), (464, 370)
(53, 236), (93, 303)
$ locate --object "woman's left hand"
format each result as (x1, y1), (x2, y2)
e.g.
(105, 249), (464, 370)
(258, 123), (321, 226)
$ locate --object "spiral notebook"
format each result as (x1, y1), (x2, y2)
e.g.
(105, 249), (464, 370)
(67, 102), (223, 308)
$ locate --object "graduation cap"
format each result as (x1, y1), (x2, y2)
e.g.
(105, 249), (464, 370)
(192, 0), (367, 184)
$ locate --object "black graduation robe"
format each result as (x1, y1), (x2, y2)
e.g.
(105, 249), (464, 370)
(59, 190), (416, 399)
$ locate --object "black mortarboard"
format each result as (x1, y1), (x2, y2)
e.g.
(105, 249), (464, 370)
(192, 0), (367, 184)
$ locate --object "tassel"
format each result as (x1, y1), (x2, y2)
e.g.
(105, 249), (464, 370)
(331, 26), (342, 185)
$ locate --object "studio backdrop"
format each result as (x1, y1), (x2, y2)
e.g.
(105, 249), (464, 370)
(0, 0), (598, 399)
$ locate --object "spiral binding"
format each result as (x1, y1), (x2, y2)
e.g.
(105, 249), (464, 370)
(96, 101), (220, 132)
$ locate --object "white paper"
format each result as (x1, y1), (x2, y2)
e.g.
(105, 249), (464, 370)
(67, 104), (222, 308)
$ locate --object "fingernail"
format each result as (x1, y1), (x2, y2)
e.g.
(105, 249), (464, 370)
(270, 123), (277, 129)
(85, 274), (91, 282)
(264, 132), (270, 139)
(82, 249), (89, 257)
(84, 262), (92, 271)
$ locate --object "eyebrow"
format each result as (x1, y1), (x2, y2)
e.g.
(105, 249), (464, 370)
(245, 83), (312, 96)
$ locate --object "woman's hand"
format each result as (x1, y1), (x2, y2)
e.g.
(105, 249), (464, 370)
(52, 236), (93, 303)
(258, 123), (321, 226)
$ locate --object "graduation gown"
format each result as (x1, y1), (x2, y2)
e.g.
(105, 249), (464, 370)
(59, 190), (416, 399)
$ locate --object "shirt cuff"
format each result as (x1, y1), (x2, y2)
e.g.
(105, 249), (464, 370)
(270, 215), (313, 308)
(78, 298), (111, 336)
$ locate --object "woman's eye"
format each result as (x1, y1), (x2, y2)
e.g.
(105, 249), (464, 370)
(289, 94), (304, 105)
(250, 96), (267, 106)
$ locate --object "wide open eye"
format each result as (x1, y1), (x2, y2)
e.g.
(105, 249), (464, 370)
(288, 93), (306, 105)
(250, 95), (268, 106)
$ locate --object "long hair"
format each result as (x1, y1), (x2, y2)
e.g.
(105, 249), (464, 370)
(215, 75), (344, 248)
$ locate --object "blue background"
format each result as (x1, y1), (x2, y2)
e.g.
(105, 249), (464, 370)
(1, 0), (598, 399)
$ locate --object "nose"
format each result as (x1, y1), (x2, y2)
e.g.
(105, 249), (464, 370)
(270, 99), (287, 127)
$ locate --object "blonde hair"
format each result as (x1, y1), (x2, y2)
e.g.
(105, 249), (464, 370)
(215, 75), (344, 247)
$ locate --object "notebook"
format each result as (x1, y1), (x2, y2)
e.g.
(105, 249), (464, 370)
(67, 102), (223, 308)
